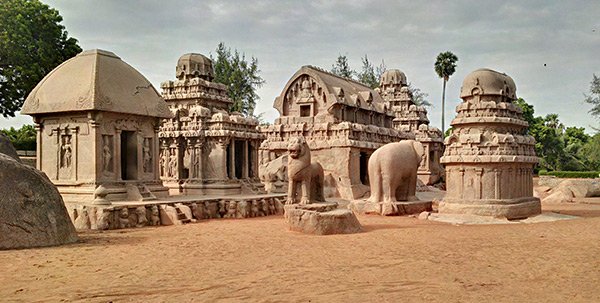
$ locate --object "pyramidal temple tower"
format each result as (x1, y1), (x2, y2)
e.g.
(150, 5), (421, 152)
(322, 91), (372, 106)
(439, 68), (541, 219)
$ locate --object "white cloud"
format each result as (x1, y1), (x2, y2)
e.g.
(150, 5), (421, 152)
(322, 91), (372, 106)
(3, 0), (599, 132)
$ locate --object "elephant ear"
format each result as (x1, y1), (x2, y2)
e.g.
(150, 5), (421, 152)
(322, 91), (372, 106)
(412, 140), (425, 158)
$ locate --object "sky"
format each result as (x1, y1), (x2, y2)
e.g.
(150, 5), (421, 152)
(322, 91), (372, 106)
(2, 0), (599, 133)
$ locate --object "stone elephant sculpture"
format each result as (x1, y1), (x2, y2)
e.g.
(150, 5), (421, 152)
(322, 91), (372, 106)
(367, 140), (424, 205)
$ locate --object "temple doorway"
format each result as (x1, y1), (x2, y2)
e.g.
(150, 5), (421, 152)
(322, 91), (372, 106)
(359, 152), (369, 185)
(120, 131), (138, 180)
(234, 140), (244, 179)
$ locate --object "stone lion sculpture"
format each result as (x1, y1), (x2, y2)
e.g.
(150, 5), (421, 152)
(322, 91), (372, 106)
(367, 140), (424, 207)
(286, 137), (325, 205)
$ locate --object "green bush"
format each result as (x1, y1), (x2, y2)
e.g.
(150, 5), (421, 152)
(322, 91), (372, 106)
(538, 171), (600, 178)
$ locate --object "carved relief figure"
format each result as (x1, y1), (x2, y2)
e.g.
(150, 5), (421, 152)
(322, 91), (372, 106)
(286, 137), (325, 205)
(168, 151), (177, 178)
(102, 135), (112, 172)
(61, 135), (72, 168)
(143, 138), (152, 173)
(250, 200), (259, 217)
(237, 200), (249, 218)
(135, 206), (148, 227)
(225, 201), (237, 218)
(118, 208), (130, 229)
(150, 205), (160, 226)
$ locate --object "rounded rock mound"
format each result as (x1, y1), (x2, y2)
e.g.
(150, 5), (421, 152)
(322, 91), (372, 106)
(0, 153), (78, 250)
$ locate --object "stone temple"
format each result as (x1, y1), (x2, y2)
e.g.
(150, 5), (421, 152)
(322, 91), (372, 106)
(259, 66), (414, 200)
(21, 49), (171, 204)
(159, 53), (264, 195)
(439, 68), (541, 219)
(378, 69), (444, 185)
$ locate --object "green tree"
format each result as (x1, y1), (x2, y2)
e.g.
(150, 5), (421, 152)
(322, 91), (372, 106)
(579, 133), (600, 170)
(0, 0), (81, 117)
(212, 42), (265, 116)
(584, 73), (600, 121)
(434, 51), (458, 135)
(1, 124), (36, 150)
(331, 54), (354, 79)
(407, 82), (432, 107)
(356, 55), (378, 89)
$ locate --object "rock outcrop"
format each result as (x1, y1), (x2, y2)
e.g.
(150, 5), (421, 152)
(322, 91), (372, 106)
(0, 153), (78, 250)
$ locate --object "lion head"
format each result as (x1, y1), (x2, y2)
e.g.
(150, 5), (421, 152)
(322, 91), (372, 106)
(287, 137), (307, 159)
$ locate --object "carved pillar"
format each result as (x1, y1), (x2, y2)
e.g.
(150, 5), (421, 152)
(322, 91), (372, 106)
(229, 138), (236, 179)
(459, 168), (465, 199)
(196, 141), (204, 180)
(115, 129), (122, 181)
(475, 168), (483, 199)
(34, 122), (42, 170)
(494, 169), (500, 199)
(242, 140), (249, 179)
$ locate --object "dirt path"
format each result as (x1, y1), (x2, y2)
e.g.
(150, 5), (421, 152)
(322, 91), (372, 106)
(1, 203), (599, 303)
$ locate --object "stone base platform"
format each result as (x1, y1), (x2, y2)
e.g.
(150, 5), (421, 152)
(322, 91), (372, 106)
(438, 197), (541, 220)
(284, 202), (363, 235)
(348, 199), (432, 216)
(65, 193), (287, 231)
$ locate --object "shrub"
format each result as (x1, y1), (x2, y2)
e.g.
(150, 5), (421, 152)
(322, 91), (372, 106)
(538, 171), (600, 178)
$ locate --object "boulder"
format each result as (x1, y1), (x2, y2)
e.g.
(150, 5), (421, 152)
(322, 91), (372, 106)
(542, 187), (574, 204)
(0, 132), (20, 162)
(0, 153), (78, 250)
(284, 203), (362, 235)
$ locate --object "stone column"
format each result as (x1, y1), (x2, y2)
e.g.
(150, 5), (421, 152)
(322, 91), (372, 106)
(34, 122), (42, 170)
(229, 138), (236, 179)
(115, 129), (122, 181)
(242, 140), (249, 179)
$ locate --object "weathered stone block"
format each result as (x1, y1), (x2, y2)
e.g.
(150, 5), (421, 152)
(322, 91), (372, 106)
(349, 200), (432, 216)
(284, 203), (362, 235)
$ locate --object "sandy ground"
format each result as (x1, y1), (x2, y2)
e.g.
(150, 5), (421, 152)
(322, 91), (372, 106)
(1, 202), (600, 303)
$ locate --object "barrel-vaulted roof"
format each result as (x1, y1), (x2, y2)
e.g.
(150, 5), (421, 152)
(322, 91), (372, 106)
(273, 65), (389, 115)
(22, 49), (171, 118)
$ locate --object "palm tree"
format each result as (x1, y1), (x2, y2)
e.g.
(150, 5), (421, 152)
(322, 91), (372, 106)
(434, 51), (458, 135)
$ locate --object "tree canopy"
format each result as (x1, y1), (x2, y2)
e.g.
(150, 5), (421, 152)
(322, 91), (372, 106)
(514, 98), (599, 171)
(0, 0), (81, 117)
(331, 54), (355, 79)
(356, 55), (378, 89)
(434, 51), (458, 135)
(212, 42), (265, 117)
(584, 73), (600, 121)
(1, 124), (36, 150)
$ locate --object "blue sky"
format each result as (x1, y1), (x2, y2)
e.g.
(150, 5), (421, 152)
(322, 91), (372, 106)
(2, 0), (599, 132)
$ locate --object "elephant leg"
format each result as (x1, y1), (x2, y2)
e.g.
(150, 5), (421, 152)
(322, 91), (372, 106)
(286, 181), (296, 204)
(382, 173), (394, 203)
(407, 172), (418, 201)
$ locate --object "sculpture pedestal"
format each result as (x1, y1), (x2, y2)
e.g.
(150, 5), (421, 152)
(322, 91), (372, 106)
(348, 199), (432, 216)
(438, 197), (541, 220)
(284, 202), (362, 235)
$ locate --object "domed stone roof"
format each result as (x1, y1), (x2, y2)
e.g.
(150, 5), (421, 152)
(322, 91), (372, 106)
(460, 68), (517, 99)
(380, 69), (407, 86)
(176, 53), (213, 80)
(22, 49), (171, 118)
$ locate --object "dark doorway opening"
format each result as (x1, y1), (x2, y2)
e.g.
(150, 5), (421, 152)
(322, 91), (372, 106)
(359, 152), (369, 185)
(300, 105), (311, 117)
(226, 142), (231, 179)
(120, 131), (138, 180)
(247, 143), (253, 178)
(234, 140), (244, 179)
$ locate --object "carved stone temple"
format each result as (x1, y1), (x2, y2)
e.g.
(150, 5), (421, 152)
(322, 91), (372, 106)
(259, 66), (413, 200)
(439, 68), (541, 219)
(158, 53), (263, 195)
(378, 69), (444, 185)
(21, 49), (172, 203)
